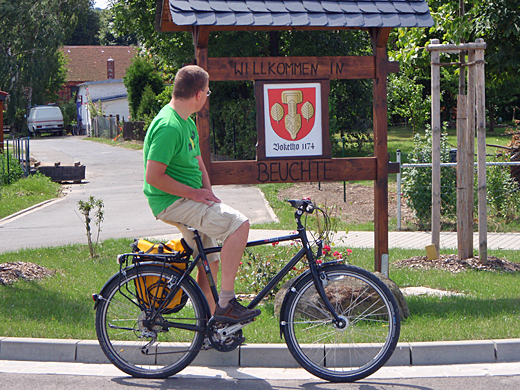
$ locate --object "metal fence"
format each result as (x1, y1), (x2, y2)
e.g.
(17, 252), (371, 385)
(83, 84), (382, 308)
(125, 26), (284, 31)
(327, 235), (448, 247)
(1, 137), (30, 185)
(396, 150), (520, 229)
(90, 116), (121, 139)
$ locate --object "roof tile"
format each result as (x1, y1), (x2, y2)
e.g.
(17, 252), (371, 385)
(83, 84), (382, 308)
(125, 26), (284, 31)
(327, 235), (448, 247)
(227, 0), (250, 12)
(302, 0), (324, 12)
(166, 0), (433, 28)
(188, 0), (213, 11)
(375, 1), (397, 13)
(61, 46), (137, 82)
(246, 0), (269, 12)
(208, 0), (232, 12)
(254, 12), (274, 25)
(338, 2), (361, 13)
(357, 2), (379, 13)
(345, 13), (365, 27)
(398, 13), (417, 26)
(171, 11), (197, 25)
(410, 2), (430, 13)
(215, 11), (237, 24)
(290, 12), (310, 25)
(307, 12), (329, 26)
(381, 13), (401, 25)
(326, 13), (347, 26)
(394, 2), (414, 13)
(321, 1), (343, 13)
(169, 0), (192, 12)
(235, 12), (255, 25)
(416, 12), (433, 27)
(284, 0), (306, 13)
(362, 13), (383, 27)
(271, 12), (292, 25)
(265, 1), (288, 12)
(195, 11), (217, 24)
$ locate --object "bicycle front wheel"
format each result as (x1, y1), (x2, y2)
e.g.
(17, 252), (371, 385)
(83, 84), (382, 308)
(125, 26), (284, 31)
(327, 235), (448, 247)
(95, 265), (207, 378)
(282, 264), (400, 382)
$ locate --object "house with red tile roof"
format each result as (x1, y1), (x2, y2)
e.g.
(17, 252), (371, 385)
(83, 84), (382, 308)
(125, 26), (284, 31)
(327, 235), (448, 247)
(59, 46), (137, 133)
(59, 46), (137, 101)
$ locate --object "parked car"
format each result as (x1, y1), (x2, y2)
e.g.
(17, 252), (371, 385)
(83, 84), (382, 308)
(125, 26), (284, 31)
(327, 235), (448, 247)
(27, 105), (64, 136)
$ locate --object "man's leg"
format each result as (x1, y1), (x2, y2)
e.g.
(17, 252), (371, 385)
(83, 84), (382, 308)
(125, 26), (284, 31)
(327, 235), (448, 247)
(196, 260), (219, 315)
(213, 220), (261, 323)
(219, 220), (249, 293)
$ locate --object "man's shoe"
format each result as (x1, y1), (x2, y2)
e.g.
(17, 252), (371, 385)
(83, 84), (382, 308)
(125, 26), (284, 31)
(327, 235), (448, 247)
(213, 298), (261, 324)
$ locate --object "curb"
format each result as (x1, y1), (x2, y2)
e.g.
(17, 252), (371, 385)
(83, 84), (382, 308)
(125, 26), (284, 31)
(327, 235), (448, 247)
(1, 337), (520, 367)
(0, 198), (61, 225)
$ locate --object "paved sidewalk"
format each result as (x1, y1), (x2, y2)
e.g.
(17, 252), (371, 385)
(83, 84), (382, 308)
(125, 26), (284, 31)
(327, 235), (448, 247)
(150, 229), (520, 251)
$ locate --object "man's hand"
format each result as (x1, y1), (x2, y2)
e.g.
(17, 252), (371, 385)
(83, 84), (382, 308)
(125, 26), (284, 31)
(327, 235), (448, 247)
(190, 188), (221, 206)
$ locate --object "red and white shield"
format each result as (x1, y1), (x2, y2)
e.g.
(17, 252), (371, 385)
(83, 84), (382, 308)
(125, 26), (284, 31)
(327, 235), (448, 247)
(267, 86), (317, 141)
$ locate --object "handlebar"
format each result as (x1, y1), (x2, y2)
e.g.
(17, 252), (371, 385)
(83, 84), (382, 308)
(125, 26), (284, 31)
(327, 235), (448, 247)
(287, 199), (315, 214)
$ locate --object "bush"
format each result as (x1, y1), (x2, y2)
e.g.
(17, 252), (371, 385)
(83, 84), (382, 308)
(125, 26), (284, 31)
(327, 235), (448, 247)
(401, 126), (456, 228)
(486, 154), (520, 221)
(0, 151), (24, 185)
(124, 57), (164, 120)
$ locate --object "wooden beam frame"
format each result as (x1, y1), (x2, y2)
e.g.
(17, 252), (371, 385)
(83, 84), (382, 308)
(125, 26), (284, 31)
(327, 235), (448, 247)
(172, 0), (396, 272)
(370, 28), (391, 273)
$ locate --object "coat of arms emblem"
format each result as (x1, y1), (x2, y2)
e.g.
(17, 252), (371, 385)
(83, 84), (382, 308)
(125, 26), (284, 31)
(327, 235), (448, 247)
(268, 87), (316, 141)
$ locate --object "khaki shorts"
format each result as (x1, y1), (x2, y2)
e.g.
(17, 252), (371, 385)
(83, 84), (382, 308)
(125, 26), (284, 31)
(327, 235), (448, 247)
(156, 198), (248, 263)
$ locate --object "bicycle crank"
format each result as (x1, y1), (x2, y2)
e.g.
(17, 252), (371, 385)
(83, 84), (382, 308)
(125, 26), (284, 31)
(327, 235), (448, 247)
(206, 318), (253, 352)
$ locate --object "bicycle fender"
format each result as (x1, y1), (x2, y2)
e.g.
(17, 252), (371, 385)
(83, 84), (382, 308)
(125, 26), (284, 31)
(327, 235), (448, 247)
(278, 262), (346, 339)
(93, 263), (210, 316)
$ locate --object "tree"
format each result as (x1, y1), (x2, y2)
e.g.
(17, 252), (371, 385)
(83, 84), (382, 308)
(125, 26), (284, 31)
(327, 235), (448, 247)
(123, 57), (164, 120)
(389, 0), (520, 131)
(67, 5), (101, 45)
(98, 7), (138, 46)
(0, 0), (89, 130)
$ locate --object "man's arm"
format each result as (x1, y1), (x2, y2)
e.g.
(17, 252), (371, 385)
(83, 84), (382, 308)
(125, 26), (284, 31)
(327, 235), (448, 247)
(196, 155), (213, 191)
(146, 159), (220, 205)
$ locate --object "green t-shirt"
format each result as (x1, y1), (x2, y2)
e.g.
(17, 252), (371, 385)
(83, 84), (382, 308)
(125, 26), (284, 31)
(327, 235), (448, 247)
(143, 105), (202, 216)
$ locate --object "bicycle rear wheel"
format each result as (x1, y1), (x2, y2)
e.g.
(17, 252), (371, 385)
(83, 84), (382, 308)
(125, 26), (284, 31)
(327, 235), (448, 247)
(95, 265), (206, 378)
(282, 264), (400, 382)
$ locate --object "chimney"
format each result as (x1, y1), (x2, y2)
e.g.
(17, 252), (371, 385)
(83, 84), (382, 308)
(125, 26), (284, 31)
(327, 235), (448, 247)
(107, 58), (115, 79)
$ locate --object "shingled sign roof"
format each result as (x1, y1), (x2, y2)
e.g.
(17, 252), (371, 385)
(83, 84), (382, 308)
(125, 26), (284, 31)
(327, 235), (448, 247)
(160, 0), (433, 29)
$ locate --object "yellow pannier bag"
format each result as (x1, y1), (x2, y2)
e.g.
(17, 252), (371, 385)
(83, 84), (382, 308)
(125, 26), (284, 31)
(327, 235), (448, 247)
(131, 238), (192, 313)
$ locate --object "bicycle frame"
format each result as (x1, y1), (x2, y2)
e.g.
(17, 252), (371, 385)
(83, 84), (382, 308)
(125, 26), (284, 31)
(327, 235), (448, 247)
(113, 201), (345, 332)
(188, 203), (345, 325)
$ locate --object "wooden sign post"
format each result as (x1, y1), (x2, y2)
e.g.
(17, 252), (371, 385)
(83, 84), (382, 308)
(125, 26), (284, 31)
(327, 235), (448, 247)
(189, 28), (400, 272)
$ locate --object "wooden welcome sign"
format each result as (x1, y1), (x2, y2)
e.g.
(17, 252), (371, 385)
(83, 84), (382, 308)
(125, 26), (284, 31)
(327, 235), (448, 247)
(205, 55), (398, 186)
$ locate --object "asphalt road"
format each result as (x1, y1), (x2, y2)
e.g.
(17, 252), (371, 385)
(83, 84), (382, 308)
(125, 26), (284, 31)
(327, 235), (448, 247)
(0, 136), (276, 253)
(1, 372), (520, 390)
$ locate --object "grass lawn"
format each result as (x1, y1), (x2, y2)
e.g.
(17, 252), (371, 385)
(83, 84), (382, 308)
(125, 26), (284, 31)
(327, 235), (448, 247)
(0, 174), (62, 220)
(1, 239), (520, 343)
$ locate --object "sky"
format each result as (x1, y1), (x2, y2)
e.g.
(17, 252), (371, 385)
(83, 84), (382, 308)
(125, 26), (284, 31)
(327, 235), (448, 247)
(94, 0), (110, 9)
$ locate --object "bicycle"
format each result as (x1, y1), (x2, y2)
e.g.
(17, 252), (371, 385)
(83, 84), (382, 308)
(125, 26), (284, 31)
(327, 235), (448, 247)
(93, 199), (400, 382)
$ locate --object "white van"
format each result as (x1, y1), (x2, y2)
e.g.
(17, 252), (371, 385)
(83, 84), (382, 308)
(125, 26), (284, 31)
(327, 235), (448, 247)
(27, 105), (64, 136)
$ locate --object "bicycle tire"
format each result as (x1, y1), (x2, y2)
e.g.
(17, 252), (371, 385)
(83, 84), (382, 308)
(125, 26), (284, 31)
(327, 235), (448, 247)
(281, 264), (400, 382)
(95, 265), (207, 378)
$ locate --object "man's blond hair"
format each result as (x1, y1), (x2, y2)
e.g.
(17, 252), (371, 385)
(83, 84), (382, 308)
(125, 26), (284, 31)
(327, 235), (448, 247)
(173, 65), (209, 100)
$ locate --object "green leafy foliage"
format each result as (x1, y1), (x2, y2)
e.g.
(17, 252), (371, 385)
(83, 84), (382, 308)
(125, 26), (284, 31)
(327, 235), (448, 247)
(388, 74), (431, 131)
(0, 151), (24, 185)
(124, 57), (165, 120)
(77, 196), (104, 259)
(0, 0), (89, 130)
(486, 154), (520, 221)
(60, 97), (78, 132)
(401, 126), (457, 227)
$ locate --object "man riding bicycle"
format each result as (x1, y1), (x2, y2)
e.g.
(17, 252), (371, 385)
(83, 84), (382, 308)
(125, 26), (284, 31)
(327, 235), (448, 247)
(143, 65), (260, 324)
